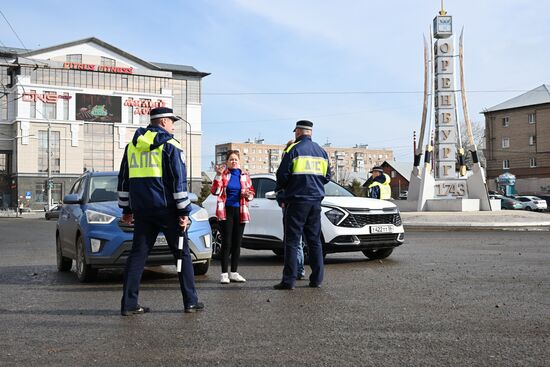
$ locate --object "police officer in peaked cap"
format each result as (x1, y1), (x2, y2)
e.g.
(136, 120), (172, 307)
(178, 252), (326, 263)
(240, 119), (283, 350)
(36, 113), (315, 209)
(274, 120), (331, 290)
(117, 107), (204, 315)
(363, 166), (391, 200)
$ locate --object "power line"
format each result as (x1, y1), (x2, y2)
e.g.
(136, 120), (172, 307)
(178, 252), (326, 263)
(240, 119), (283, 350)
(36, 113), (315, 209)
(203, 89), (534, 96)
(0, 9), (28, 51)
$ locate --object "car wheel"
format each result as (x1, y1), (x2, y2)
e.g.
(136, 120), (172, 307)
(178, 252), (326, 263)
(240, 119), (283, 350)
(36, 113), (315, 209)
(45, 214), (50, 220)
(525, 206), (532, 211)
(362, 248), (394, 260)
(272, 249), (284, 257)
(210, 221), (222, 260)
(76, 236), (98, 282)
(56, 235), (72, 272)
(193, 259), (210, 275)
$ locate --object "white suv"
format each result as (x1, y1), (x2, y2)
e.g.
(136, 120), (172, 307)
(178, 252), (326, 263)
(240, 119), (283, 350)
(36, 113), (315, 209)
(202, 174), (405, 260)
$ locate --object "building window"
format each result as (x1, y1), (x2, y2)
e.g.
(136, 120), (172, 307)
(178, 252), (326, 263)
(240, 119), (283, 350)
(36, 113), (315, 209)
(0, 152), (9, 172)
(42, 91), (57, 119)
(502, 159), (510, 169)
(391, 170), (396, 178)
(100, 57), (116, 67)
(187, 79), (201, 104)
(29, 89), (36, 119)
(83, 123), (114, 172)
(529, 135), (536, 146)
(529, 157), (537, 168)
(38, 130), (60, 173)
(528, 112), (536, 124)
(63, 92), (69, 120)
(66, 54), (82, 63)
(501, 137), (510, 149)
(502, 117), (509, 127)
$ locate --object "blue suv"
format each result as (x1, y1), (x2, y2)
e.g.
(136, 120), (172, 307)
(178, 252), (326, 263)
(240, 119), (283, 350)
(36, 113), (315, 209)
(55, 171), (212, 282)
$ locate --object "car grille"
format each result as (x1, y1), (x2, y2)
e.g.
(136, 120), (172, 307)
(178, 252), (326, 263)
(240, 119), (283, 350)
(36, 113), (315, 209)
(355, 234), (399, 243)
(121, 245), (173, 258)
(339, 213), (402, 228)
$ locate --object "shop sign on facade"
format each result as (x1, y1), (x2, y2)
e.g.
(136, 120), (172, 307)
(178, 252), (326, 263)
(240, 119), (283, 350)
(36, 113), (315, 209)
(63, 62), (134, 74)
(22, 92), (72, 104)
(124, 98), (167, 115)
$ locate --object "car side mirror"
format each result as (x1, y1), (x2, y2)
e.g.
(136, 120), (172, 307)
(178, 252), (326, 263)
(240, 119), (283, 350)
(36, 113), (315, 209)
(265, 191), (277, 200)
(63, 194), (81, 204)
(188, 193), (199, 203)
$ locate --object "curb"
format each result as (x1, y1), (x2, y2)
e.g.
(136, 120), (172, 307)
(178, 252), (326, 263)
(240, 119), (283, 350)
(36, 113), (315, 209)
(404, 223), (550, 232)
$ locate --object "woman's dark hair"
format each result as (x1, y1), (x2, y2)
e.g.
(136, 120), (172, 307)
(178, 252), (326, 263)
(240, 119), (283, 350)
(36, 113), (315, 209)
(225, 150), (240, 161)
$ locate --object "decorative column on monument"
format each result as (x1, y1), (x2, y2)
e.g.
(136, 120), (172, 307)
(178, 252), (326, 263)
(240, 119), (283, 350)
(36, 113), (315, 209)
(433, 7), (457, 180)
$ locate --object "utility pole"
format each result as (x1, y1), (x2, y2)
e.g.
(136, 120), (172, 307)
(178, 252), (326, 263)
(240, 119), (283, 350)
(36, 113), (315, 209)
(334, 151), (339, 184)
(47, 119), (52, 209)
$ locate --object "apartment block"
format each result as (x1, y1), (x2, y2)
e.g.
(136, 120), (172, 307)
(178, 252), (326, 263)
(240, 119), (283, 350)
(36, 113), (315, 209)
(483, 84), (550, 194)
(215, 140), (393, 183)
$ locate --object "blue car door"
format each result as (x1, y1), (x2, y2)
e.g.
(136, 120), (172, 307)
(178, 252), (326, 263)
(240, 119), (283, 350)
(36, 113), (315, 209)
(59, 177), (86, 258)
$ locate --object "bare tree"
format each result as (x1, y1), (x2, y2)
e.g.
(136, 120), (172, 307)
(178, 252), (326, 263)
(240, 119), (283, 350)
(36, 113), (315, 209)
(457, 120), (486, 169)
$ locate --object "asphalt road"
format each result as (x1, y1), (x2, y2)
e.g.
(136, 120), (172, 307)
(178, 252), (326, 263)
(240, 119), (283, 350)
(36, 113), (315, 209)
(0, 218), (548, 367)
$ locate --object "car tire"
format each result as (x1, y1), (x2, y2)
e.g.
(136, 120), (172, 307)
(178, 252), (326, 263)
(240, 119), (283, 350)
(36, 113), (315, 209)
(76, 236), (98, 282)
(272, 249), (284, 257)
(193, 259), (210, 275)
(45, 214), (50, 220)
(362, 248), (394, 260)
(525, 206), (532, 211)
(210, 221), (222, 260)
(56, 235), (72, 272)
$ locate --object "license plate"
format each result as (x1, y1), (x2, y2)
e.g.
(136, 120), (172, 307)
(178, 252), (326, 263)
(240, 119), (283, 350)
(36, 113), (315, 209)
(155, 236), (168, 247)
(370, 225), (393, 234)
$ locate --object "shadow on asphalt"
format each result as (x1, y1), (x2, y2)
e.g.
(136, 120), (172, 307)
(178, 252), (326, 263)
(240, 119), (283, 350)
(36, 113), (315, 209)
(0, 252), (399, 289)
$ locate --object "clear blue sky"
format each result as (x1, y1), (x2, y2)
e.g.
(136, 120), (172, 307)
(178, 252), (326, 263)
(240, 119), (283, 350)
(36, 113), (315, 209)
(2, 1), (549, 169)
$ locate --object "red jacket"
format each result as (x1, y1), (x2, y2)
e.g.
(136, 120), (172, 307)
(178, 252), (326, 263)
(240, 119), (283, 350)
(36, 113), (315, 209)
(210, 169), (255, 223)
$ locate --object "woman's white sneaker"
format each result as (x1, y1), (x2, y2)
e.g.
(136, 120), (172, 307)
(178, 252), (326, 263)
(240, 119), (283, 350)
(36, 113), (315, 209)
(229, 272), (246, 282)
(220, 273), (230, 284)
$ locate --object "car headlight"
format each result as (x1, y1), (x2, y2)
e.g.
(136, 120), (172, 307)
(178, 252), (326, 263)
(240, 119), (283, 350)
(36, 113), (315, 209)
(324, 208), (346, 225)
(191, 208), (209, 222)
(85, 210), (116, 224)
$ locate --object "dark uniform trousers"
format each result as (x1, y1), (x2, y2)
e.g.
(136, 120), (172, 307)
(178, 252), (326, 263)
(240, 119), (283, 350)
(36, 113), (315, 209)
(282, 202), (324, 287)
(121, 213), (198, 311)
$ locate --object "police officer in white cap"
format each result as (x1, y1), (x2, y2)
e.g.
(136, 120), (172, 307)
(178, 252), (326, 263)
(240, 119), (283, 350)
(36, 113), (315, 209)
(364, 166), (391, 200)
(117, 107), (204, 315)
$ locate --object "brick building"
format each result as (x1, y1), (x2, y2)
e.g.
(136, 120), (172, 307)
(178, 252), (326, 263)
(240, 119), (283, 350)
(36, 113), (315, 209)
(483, 84), (550, 194)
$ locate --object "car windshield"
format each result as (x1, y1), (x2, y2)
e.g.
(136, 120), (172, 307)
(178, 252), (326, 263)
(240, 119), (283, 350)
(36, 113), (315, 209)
(88, 175), (119, 202)
(324, 181), (354, 197)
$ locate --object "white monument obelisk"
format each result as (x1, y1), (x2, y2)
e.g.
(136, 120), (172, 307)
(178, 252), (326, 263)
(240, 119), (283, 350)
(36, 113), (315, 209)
(406, 1), (492, 211)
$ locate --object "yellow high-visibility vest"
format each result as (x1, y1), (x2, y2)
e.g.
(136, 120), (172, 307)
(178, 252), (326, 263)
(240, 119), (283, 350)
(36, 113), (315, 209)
(127, 130), (180, 178)
(368, 173), (392, 200)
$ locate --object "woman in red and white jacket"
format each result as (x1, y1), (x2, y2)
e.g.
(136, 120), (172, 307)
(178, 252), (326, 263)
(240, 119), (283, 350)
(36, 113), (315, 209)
(210, 150), (255, 284)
